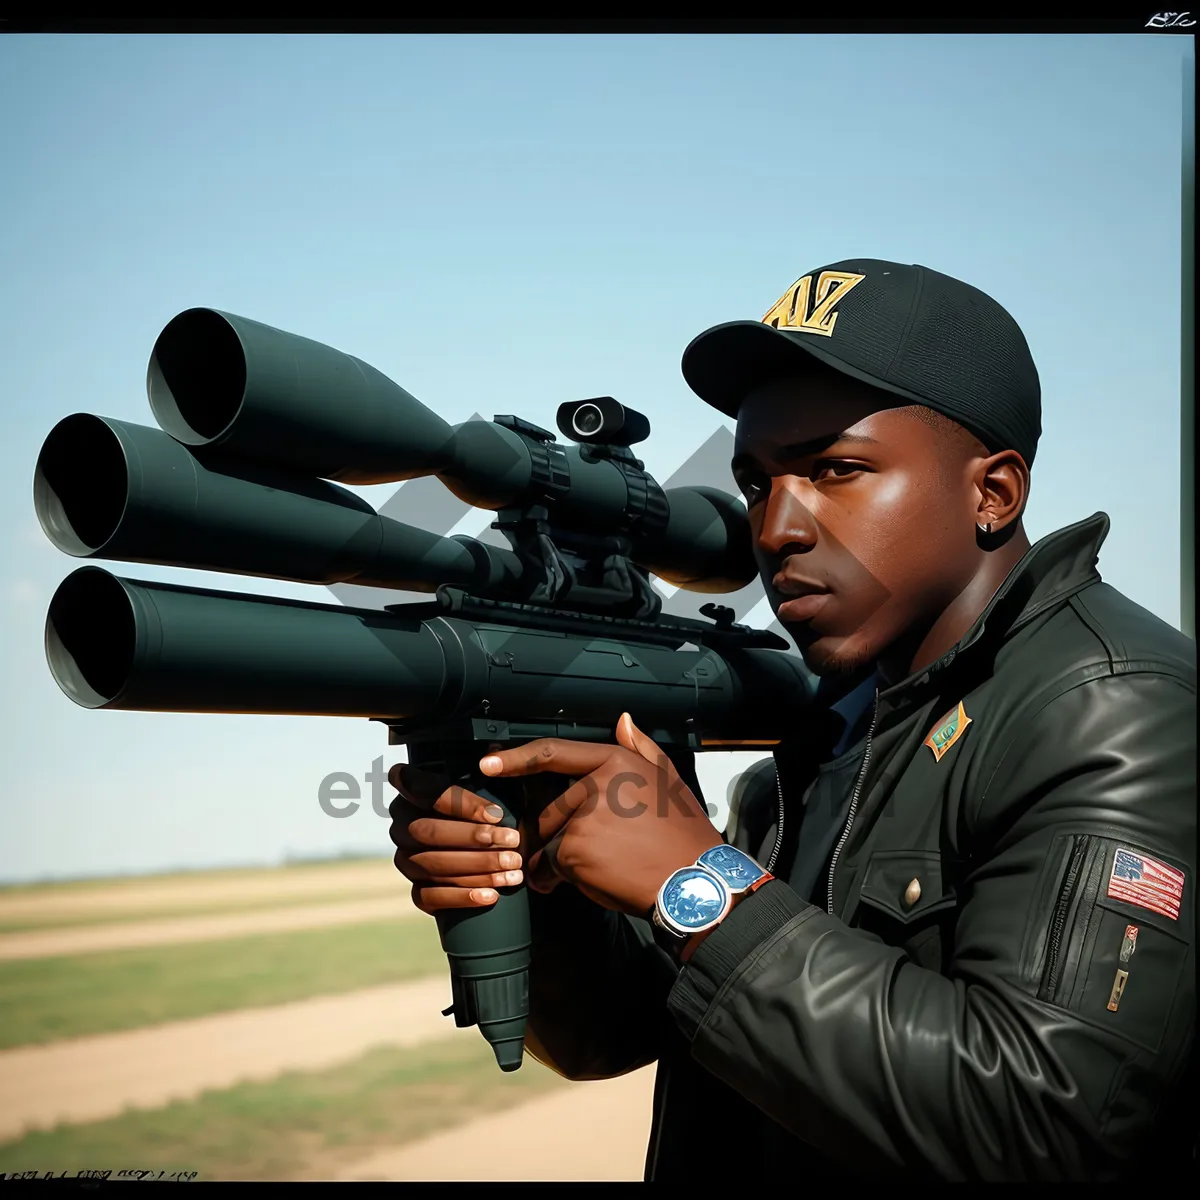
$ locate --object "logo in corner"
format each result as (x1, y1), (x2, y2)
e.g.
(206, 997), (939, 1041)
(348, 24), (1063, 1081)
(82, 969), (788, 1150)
(761, 270), (865, 338)
(924, 701), (972, 763)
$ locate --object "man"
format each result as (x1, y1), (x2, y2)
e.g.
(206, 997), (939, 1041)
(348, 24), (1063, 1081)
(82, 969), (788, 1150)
(388, 259), (1196, 1180)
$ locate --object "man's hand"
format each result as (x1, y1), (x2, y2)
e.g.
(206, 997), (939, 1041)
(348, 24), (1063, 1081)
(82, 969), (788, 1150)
(388, 759), (575, 914)
(479, 712), (723, 917)
(387, 764), (525, 913)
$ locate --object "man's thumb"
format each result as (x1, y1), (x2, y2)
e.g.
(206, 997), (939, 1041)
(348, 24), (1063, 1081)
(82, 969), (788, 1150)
(617, 712), (661, 763)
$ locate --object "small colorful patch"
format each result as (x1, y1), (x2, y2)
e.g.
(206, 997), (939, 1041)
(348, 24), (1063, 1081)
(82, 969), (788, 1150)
(924, 700), (973, 763)
(1107, 848), (1185, 921)
(1119, 924), (1139, 963)
(1107, 968), (1129, 1012)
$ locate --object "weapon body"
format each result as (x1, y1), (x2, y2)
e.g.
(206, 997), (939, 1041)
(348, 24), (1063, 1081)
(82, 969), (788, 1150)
(34, 309), (813, 1070)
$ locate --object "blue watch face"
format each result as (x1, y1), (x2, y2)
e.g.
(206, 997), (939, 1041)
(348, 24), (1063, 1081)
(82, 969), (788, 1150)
(660, 866), (729, 932)
(697, 845), (764, 892)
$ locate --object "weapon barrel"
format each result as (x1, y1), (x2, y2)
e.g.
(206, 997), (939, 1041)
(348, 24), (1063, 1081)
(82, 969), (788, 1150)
(45, 567), (810, 740)
(34, 414), (524, 597)
(148, 308), (456, 485)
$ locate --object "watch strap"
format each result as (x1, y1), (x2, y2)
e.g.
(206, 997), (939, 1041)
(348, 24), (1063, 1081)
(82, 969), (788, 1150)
(696, 845), (774, 895)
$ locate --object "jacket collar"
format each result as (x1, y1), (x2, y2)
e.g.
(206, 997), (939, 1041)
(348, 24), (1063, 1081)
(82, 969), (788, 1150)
(876, 511), (1111, 713)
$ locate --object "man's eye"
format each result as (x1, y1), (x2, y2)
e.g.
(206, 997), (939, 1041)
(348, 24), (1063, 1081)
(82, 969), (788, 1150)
(812, 461), (861, 482)
(739, 479), (767, 505)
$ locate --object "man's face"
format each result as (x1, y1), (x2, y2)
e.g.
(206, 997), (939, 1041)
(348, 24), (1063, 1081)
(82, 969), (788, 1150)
(732, 371), (987, 678)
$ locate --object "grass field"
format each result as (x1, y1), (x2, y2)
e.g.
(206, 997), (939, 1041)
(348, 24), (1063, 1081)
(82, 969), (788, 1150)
(0, 857), (644, 1181)
(0, 919), (446, 1049)
(0, 1035), (569, 1181)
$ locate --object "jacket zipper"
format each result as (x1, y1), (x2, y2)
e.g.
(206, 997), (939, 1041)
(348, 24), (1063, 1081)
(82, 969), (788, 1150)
(1038, 833), (1091, 1003)
(826, 690), (880, 916)
(766, 771), (786, 872)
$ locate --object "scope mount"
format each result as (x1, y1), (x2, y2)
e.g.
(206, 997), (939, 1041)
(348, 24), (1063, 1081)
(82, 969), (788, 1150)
(489, 413), (670, 620)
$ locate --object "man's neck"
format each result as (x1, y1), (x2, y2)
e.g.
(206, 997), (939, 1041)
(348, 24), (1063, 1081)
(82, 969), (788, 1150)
(879, 528), (1033, 684)
(814, 663), (878, 706)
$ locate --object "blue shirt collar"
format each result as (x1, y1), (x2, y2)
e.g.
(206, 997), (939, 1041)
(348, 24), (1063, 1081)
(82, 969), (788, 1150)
(826, 669), (880, 758)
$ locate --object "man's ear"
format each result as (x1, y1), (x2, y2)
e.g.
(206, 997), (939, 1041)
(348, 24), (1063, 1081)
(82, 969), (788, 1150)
(973, 450), (1030, 536)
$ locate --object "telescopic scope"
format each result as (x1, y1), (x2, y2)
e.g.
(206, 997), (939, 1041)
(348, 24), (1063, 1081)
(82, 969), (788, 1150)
(145, 308), (757, 592)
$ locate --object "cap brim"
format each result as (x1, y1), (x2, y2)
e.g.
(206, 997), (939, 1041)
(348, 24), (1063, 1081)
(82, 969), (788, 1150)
(681, 321), (842, 418)
(683, 319), (931, 421)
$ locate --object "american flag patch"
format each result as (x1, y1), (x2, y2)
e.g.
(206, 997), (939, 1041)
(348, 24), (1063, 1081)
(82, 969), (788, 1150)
(1107, 848), (1185, 921)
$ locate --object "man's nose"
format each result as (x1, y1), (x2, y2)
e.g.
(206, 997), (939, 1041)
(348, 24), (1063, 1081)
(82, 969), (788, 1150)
(756, 477), (818, 557)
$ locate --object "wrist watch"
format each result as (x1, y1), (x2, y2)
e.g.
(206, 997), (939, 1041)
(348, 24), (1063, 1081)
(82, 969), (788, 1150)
(650, 845), (774, 963)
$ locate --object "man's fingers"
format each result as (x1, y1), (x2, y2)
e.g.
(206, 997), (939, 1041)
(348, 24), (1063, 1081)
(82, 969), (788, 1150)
(527, 767), (659, 847)
(397, 847), (523, 890)
(409, 848), (523, 881)
(390, 801), (520, 852)
(393, 838), (522, 884)
(616, 712), (663, 764)
(388, 796), (426, 848)
(389, 799), (519, 852)
(440, 872), (523, 889)
(520, 775), (597, 850)
(616, 712), (688, 793)
(404, 816), (522, 850)
(389, 762), (446, 809)
(479, 738), (630, 781)
(390, 763), (507, 825)
(413, 884), (501, 912)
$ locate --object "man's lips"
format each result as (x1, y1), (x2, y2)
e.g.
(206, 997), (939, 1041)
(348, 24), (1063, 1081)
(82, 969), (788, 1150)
(773, 575), (831, 624)
(777, 592), (831, 623)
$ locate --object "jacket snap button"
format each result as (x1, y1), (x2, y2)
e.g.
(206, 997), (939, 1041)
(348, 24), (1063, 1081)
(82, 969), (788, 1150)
(904, 878), (921, 907)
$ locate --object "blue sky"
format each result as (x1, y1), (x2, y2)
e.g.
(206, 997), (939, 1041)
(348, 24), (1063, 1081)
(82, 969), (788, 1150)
(0, 32), (1192, 883)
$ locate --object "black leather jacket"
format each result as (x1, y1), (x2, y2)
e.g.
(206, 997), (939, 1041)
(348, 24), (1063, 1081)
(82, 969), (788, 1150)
(523, 513), (1197, 1180)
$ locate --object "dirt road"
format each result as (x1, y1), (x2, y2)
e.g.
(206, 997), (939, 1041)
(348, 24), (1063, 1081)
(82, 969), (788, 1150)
(0, 860), (399, 925)
(0, 896), (420, 961)
(0, 976), (455, 1140)
(332, 1067), (658, 1182)
(1, 858), (663, 1182)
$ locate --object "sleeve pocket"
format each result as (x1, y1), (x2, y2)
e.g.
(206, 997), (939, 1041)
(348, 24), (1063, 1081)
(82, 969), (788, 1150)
(1055, 838), (1192, 1055)
(1075, 898), (1188, 1053)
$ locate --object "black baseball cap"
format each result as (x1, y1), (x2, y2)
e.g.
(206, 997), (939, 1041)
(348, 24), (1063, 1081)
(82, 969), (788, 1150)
(681, 259), (1042, 466)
